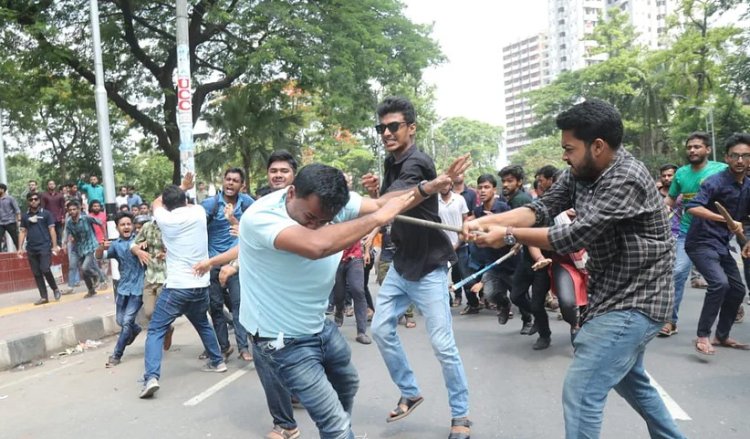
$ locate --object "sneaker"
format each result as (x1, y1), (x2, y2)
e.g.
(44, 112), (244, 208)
(520, 322), (534, 335)
(203, 361), (228, 373)
(139, 377), (160, 398)
(528, 323), (539, 336)
(53, 290), (62, 301)
(106, 355), (121, 367)
(63, 288), (75, 295)
(497, 307), (510, 325)
(532, 336), (551, 350)
(460, 305), (480, 315)
(736, 305), (745, 323)
(163, 326), (175, 351)
(33, 298), (49, 306)
(126, 326), (142, 346)
(266, 425), (301, 439)
(356, 333), (372, 345)
(334, 311), (344, 327)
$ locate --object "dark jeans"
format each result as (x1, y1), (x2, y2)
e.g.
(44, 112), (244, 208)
(334, 257), (368, 335)
(113, 293), (143, 358)
(510, 251), (551, 336)
(363, 251), (375, 310)
(253, 339), (297, 430)
(54, 221), (63, 246)
(451, 245), (469, 300)
(208, 266), (249, 352)
(0, 222), (18, 250)
(28, 250), (58, 299)
(253, 319), (358, 439)
(687, 247), (745, 339)
(143, 287), (223, 381)
(78, 252), (103, 293)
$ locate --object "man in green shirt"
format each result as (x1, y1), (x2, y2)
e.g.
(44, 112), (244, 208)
(77, 174), (105, 205)
(662, 132), (728, 336)
(499, 165), (533, 208)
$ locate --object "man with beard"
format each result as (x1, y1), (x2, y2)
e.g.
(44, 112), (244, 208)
(463, 99), (684, 438)
(499, 165), (533, 208)
(40, 180), (66, 246)
(687, 134), (750, 355)
(17, 192), (62, 305)
(65, 200), (105, 298)
(535, 165), (559, 195)
(661, 133), (727, 337)
(78, 174), (105, 205)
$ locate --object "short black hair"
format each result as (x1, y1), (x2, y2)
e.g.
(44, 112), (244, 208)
(26, 192), (39, 200)
(162, 185), (187, 211)
(255, 185), (273, 198)
(224, 167), (246, 184)
(66, 181), (76, 187)
(477, 174), (497, 187)
(114, 211), (134, 226)
(120, 185), (128, 191)
(377, 96), (416, 125)
(499, 165), (525, 182)
(555, 99), (624, 149)
(139, 202), (149, 208)
(724, 133), (750, 154)
(0, 183), (7, 191)
(535, 165), (558, 179)
(89, 200), (102, 211)
(659, 164), (678, 174)
(294, 164), (350, 217)
(686, 131), (711, 148)
(119, 204), (129, 211)
(267, 150), (298, 172)
(67, 200), (80, 209)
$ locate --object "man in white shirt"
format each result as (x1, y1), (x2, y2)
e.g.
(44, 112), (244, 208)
(438, 185), (469, 306)
(139, 174), (226, 399)
(115, 186), (129, 209)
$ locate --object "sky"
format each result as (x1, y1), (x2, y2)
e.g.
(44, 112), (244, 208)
(402, 0), (547, 127)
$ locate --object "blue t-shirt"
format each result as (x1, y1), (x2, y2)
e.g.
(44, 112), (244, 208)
(202, 192), (254, 257)
(238, 189), (362, 338)
(469, 198), (513, 268)
(105, 236), (145, 296)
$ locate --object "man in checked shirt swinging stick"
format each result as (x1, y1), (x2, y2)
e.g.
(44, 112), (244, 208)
(463, 99), (685, 439)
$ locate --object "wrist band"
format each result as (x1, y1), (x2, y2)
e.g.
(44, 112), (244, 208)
(417, 180), (430, 198)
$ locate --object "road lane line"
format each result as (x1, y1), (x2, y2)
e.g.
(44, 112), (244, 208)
(0, 360), (84, 390)
(183, 369), (248, 407)
(645, 370), (692, 421)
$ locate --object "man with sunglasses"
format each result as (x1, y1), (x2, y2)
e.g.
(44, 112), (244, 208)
(364, 96), (472, 439)
(18, 193), (62, 305)
(687, 133), (750, 355)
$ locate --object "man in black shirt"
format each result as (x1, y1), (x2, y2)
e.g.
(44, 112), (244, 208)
(18, 193), (62, 305)
(366, 97), (472, 439)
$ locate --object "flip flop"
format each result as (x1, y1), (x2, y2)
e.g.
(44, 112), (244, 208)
(386, 396), (424, 423)
(695, 338), (715, 356)
(711, 338), (750, 350)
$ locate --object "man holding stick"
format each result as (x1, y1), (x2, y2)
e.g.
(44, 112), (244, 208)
(463, 99), (684, 438)
(363, 96), (473, 439)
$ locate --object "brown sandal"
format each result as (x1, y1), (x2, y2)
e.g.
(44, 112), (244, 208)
(695, 338), (715, 355)
(711, 337), (750, 350)
(405, 317), (417, 329)
(386, 396), (424, 423)
(449, 417), (472, 439)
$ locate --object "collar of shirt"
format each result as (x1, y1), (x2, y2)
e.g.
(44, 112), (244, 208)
(385, 143), (418, 165)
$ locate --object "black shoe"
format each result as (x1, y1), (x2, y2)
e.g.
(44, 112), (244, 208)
(325, 304), (334, 315)
(532, 336), (551, 350)
(83, 291), (97, 299)
(33, 298), (49, 306)
(53, 290), (62, 301)
(460, 305), (480, 315)
(497, 307), (510, 325)
(528, 323), (538, 336)
(520, 322), (534, 335)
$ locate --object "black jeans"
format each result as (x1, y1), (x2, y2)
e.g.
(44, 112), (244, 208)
(28, 250), (58, 299)
(451, 245), (469, 301)
(333, 257), (368, 334)
(688, 247), (745, 339)
(511, 250), (552, 336)
(0, 222), (18, 250)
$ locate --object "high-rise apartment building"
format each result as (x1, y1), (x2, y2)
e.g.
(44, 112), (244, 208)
(502, 33), (550, 155)
(608, 0), (677, 49)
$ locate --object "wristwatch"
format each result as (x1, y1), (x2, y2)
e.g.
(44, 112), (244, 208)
(504, 227), (517, 246)
(417, 180), (430, 198)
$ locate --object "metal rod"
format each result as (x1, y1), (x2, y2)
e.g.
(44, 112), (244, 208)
(452, 244), (521, 290)
(395, 214), (464, 233)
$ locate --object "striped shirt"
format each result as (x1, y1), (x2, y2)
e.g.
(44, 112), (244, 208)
(65, 215), (102, 257)
(528, 148), (674, 323)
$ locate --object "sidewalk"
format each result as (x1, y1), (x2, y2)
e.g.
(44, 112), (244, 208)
(0, 284), (119, 370)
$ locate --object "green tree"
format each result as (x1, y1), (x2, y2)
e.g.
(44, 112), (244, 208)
(0, 0), (442, 183)
(510, 136), (566, 178)
(434, 117), (502, 182)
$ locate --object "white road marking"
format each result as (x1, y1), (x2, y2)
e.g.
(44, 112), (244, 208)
(0, 360), (84, 391)
(645, 370), (692, 421)
(183, 369), (248, 407)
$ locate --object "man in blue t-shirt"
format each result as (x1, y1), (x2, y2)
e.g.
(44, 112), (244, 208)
(18, 192), (62, 305)
(96, 212), (145, 367)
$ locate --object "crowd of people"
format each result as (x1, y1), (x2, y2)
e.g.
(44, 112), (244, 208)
(4, 95), (750, 439)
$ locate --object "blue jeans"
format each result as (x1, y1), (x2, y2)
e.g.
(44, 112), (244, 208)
(333, 257), (368, 335)
(671, 235), (692, 323)
(67, 242), (80, 286)
(143, 287), (223, 381)
(687, 247), (745, 339)
(208, 267), (249, 352)
(113, 293), (143, 358)
(252, 319), (358, 439)
(372, 266), (469, 418)
(563, 310), (685, 439)
(253, 346), (297, 430)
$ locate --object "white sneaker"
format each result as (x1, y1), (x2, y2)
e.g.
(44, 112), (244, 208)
(202, 361), (228, 373)
(139, 377), (160, 399)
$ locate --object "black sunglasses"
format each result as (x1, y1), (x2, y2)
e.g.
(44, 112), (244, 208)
(29, 197), (40, 202)
(375, 121), (408, 135)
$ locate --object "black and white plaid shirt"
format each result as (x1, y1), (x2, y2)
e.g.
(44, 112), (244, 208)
(528, 148), (674, 323)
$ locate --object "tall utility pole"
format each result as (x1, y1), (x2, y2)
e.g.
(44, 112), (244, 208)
(0, 110), (6, 184)
(89, 0), (117, 238)
(176, 0), (196, 199)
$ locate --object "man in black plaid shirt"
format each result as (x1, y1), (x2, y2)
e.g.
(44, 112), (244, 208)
(464, 99), (685, 438)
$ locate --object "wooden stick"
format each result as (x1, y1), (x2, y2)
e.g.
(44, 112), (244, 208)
(395, 215), (463, 233)
(715, 201), (747, 245)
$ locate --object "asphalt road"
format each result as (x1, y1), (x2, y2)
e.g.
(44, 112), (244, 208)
(1, 283), (749, 439)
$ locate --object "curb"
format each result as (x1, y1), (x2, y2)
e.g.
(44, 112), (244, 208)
(0, 312), (118, 371)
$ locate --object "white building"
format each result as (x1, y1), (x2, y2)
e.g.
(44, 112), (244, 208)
(502, 33), (550, 155)
(608, 0), (677, 50)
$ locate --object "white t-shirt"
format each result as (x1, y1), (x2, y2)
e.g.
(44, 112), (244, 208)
(152, 204), (210, 289)
(438, 192), (469, 248)
(115, 195), (129, 209)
